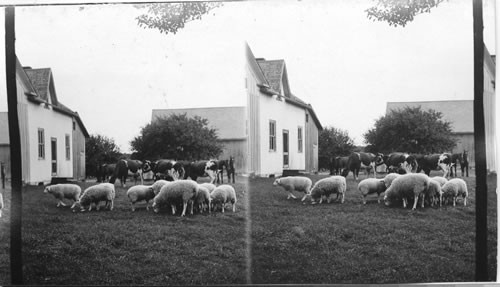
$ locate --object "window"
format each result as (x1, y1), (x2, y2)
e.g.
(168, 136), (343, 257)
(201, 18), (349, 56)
(298, 126), (303, 153)
(38, 128), (45, 159)
(65, 134), (71, 160)
(269, 120), (276, 151)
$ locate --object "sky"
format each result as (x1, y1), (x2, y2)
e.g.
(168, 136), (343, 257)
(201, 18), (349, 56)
(0, 0), (497, 151)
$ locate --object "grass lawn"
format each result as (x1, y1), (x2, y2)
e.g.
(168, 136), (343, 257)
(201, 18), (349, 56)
(17, 176), (248, 285)
(249, 171), (497, 284)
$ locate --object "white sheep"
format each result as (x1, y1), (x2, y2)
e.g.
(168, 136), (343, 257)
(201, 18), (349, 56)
(194, 185), (211, 214)
(441, 178), (468, 207)
(199, 182), (217, 194)
(357, 178), (386, 204)
(126, 185), (155, 211)
(309, 176), (346, 204)
(427, 179), (443, 207)
(431, 176), (448, 187)
(273, 176), (313, 201)
(210, 184), (237, 213)
(44, 184), (82, 208)
(152, 180), (198, 216)
(151, 180), (172, 195)
(0, 192), (3, 218)
(383, 173), (430, 210)
(72, 183), (115, 212)
(383, 173), (401, 189)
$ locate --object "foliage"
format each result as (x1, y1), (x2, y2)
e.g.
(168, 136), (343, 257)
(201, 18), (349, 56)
(135, 2), (223, 35)
(131, 113), (223, 160)
(364, 106), (456, 154)
(318, 126), (355, 170)
(85, 134), (121, 177)
(366, 0), (446, 27)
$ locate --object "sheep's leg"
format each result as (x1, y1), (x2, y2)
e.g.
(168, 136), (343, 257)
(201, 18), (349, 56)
(402, 198), (407, 208)
(463, 196), (467, 206)
(190, 200), (194, 215)
(70, 201), (78, 209)
(419, 194), (424, 209)
(232, 201), (236, 212)
(131, 202), (135, 212)
(341, 193), (345, 204)
(453, 197), (456, 207)
(58, 200), (67, 207)
(300, 193), (308, 202)
(181, 202), (188, 217)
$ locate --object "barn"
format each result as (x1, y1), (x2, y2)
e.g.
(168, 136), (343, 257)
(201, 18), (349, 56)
(0, 57), (89, 185)
(386, 45), (496, 173)
(246, 43), (322, 176)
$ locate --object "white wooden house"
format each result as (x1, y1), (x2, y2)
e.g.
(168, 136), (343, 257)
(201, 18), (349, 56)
(1, 57), (89, 185)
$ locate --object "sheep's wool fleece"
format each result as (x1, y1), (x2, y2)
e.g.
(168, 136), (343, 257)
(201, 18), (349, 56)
(47, 184), (82, 199)
(385, 173), (430, 199)
(211, 185), (236, 203)
(311, 176), (346, 198)
(442, 178), (467, 197)
(431, 176), (448, 187)
(80, 183), (115, 205)
(275, 176), (312, 191)
(199, 183), (217, 193)
(152, 180), (171, 195)
(358, 178), (385, 195)
(159, 180), (198, 202)
(127, 185), (155, 202)
(427, 180), (442, 195)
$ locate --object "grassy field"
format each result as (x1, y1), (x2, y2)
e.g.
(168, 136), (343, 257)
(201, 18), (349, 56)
(249, 171), (497, 284)
(6, 176), (248, 285)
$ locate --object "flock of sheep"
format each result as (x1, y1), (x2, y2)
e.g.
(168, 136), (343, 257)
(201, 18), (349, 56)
(273, 172), (469, 210)
(43, 179), (238, 216)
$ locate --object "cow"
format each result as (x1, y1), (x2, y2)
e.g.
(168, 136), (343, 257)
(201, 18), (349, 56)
(226, 156), (235, 183)
(458, 150), (469, 177)
(415, 153), (453, 178)
(183, 160), (219, 183)
(97, 163), (115, 182)
(329, 156), (349, 175)
(450, 153), (463, 177)
(383, 152), (418, 174)
(359, 152), (384, 177)
(151, 159), (185, 181)
(109, 159), (148, 187)
(213, 159), (228, 184)
(341, 153), (362, 181)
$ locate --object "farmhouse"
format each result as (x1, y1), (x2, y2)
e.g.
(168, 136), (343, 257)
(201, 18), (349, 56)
(246, 43), (322, 176)
(386, 46), (496, 173)
(0, 57), (89, 185)
(152, 107), (246, 173)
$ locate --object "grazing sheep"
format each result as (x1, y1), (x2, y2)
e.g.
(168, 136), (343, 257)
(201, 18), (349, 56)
(309, 176), (346, 204)
(431, 176), (448, 187)
(44, 184), (82, 208)
(210, 185), (237, 213)
(273, 176), (313, 201)
(73, 183), (115, 212)
(441, 178), (468, 207)
(383, 173), (430, 210)
(151, 180), (172, 196)
(126, 185), (155, 211)
(199, 183), (217, 194)
(427, 179), (443, 207)
(194, 185), (211, 214)
(357, 178), (386, 204)
(0, 192), (3, 218)
(383, 173), (401, 189)
(152, 180), (198, 216)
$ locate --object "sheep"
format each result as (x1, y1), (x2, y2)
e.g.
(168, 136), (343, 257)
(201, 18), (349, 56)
(152, 180), (198, 216)
(383, 173), (430, 210)
(431, 176), (448, 187)
(193, 185), (211, 214)
(199, 182), (217, 194)
(273, 176), (313, 201)
(383, 173), (401, 189)
(309, 176), (346, 204)
(44, 184), (82, 208)
(126, 185), (155, 211)
(441, 178), (468, 207)
(72, 183), (115, 212)
(357, 178), (386, 204)
(210, 184), (237, 213)
(427, 179), (443, 207)
(151, 180), (173, 195)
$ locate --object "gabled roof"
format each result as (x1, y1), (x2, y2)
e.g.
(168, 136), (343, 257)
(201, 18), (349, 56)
(152, 106), (246, 140)
(24, 68), (57, 105)
(0, 112), (9, 145)
(386, 100), (473, 133)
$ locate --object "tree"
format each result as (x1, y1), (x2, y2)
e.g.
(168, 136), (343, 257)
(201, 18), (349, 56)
(318, 126), (355, 170)
(85, 134), (122, 178)
(131, 113), (223, 161)
(365, 0), (446, 27)
(364, 106), (456, 154)
(135, 2), (222, 35)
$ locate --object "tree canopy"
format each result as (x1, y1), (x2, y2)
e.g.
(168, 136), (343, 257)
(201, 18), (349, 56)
(130, 113), (223, 161)
(136, 2), (222, 35)
(318, 126), (355, 170)
(366, 0), (445, 27)
(85, 134), (122, 177)
(363, 106), (456, 154)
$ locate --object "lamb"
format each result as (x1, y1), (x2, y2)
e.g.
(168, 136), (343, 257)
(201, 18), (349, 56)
(441, 178), (468, 207)
(152, 180), (198, 216)
(309, 176), (346, 204)
(210, 184), (237, 213)
(273, 176), (313, 201)
(193, 185), (211, 214)
(199, 182), (217, 194)
(357, 178), (386, 204)
(72, 183), (115, 212)
(383, 173), (401, 189)
(126, 185), (155, 211)
(383, 173), (430, 210)
(44, 183), (82, 208)
(151, 180), (172, 195)
(431, 176), (448, 187)
(427, 179), (443, 207)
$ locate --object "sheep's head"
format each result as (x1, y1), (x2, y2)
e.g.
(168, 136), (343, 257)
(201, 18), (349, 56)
(43, 186), (51, 194)
(272, 178), (280, 186)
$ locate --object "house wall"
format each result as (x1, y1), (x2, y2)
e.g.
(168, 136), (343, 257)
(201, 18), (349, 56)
(16, 73), (31, 184)
(483, 54), (496, 173)
(72, 119), (86, 180)
(245, 64), (261, 175)
(258, 94), (305, 176)
(305, 109), (319, 173)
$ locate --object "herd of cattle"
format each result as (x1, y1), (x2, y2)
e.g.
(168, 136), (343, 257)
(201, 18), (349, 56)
(330, 151), (470, 180)
(96, 157), (236, 187)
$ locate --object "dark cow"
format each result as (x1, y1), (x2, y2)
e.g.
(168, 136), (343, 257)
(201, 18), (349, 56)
(383, 152), (418, 174)
(341, 153), (362, 180)
(460, 150), (469, 177)
(450, 150), (469, 177)
(329, 156), (349, 175)
(97, 163), (115, 182)
(213, 159), (228, 184)
(226, 156), (235, 183)
(450, 153), (463, 177)
(359, 152), (384, 177)
(415, 153), (453, 178)
(109, 159), (148, 187)
(151, 159), (185, 181)
(183, 160), (219, 183)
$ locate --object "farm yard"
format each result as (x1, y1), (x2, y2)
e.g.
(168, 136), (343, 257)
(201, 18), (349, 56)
(248, 171), (497, 284)
(12, 176), (248, 285)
